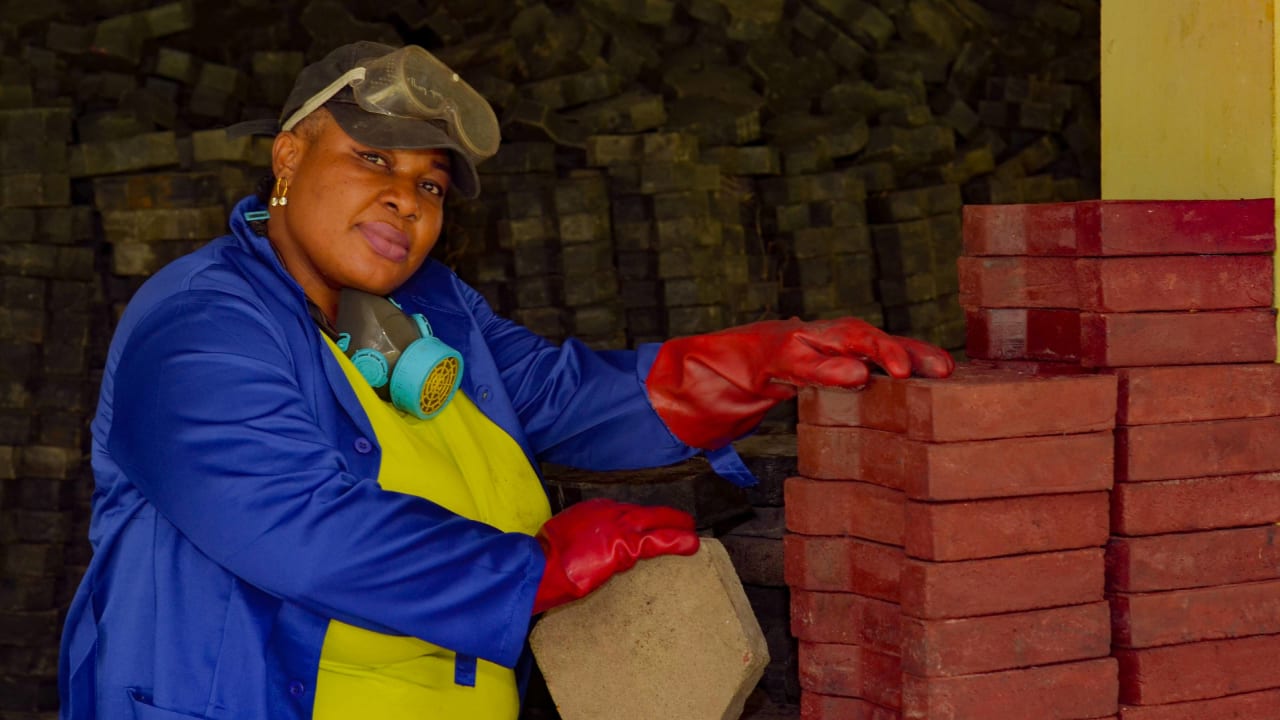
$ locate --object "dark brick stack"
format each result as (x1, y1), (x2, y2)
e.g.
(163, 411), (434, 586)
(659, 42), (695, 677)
(0, 104), (99, 717)
(54, 0), (275, 312)
(94, 169), (242, 278)
(586, 131), (740, 344)
(2, 0), (1102, 359)
(72, 142), (271, 332)
(959, 199), (1280, 718)
(427, 0), (1102, 350)
(711, 175), (776, 327)
(966, 77), (1094, 204)
(787, 367), (1120, 719)
(5, 0), (1103, 353)
(553, 170), (623, 348)
(467, 142), (566, 340)
(759, 169), (878, 327)
(868, 184), (964, 349)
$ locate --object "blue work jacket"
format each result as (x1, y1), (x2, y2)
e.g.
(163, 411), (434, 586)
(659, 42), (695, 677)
(58, 196), (700, 720)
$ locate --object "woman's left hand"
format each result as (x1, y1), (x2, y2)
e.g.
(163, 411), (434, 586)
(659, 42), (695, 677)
(645, 317), (955, 449)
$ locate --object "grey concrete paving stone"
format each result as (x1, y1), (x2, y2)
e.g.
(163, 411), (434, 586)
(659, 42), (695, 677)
(531, 538), (769, 720)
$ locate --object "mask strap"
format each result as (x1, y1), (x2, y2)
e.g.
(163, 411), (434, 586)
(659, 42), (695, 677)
(281, 67), (367, 131)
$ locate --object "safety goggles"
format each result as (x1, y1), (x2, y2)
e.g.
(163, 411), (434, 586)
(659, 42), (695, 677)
(281, 45), (500, 162)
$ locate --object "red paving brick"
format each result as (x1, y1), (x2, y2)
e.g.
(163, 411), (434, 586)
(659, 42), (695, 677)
(965, 307), (1081, 362)
(797, 424), (1114, 500)
(971, 358), (1094, 375)
(1112, 578), (1280, 648)
(785, 477), (904, 544)
(967, 309), (1278, 369)
(962, 201), (1081, 257)
(791, 590), (901, 654)
(900, 548), (1105, 619)
(1075, 255), (1272, 312)
(800, 692), (900, 720)
(1076, 199), (1275, 256)
(961, 199), (1275, 257)
(902, 657), (1119, 720)
(1118, 688), (1280, 719)
(1106, 525), (1280, 592)
(796, 424), (902, 485)
(1079, 309), (1276, 368)
(958, 254), (1272, 313)
(798, 366), (1117, 441)
(1114, 364), (1280, 426)
(905, 491), (1110, 561)
(798, 641), (902, 709)
(1117, 416), (1280, 482)
(900, 601), (1111, 677)
(784, 534), (903, 600)
(958, 255), (1079, 308)
(1116, 633), (1280, 705)
(898, 431), (1114, 501)
(1111, 472), (1280, 536)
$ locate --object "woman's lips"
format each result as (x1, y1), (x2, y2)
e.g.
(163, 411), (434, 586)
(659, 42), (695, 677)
(358, 222), (410, 262)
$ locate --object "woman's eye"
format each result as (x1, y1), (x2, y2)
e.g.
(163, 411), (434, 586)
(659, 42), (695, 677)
(420, 182), (443, 196)
(360, 152), (387, 166)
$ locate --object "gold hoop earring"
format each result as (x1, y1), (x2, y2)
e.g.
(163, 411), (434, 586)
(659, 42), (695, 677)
(270, 176), (289, 207)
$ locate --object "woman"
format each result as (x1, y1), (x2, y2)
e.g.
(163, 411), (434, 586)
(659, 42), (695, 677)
(59, 41), (952, 720)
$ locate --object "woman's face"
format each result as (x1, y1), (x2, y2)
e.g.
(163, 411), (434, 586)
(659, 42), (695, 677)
(267, 110), (452, 319)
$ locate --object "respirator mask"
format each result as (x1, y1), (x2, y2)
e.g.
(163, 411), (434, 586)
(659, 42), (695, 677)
(335, 289), (463, 419)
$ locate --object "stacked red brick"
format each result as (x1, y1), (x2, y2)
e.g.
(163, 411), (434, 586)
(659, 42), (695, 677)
(961, 199), (1280, 718)
(960, 200), (1275, 371)
(787, 366), (1120, 719)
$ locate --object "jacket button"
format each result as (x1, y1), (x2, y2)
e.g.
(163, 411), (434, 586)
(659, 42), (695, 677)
(354, 437), (373, 453)
(288, 680), (305, 696)
(477, 385), (491, 401)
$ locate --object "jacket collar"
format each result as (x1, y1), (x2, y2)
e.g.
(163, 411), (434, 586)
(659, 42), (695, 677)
(228, 195), (472, 359)
(228, 196), (378, 437)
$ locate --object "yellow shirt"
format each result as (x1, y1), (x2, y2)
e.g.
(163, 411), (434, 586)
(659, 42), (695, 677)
(314, 336), (551, 719)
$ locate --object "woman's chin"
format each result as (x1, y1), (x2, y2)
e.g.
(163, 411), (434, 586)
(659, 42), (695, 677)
(345, 274), (407, 297)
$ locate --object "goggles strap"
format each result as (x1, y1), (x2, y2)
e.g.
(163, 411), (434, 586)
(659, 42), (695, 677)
(281, 67), (367, 131)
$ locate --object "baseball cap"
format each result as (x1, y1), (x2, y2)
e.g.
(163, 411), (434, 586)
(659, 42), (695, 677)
(230, 41), (498, 198)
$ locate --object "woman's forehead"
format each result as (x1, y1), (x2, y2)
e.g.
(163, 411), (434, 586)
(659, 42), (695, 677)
(317, 121), (452, 167)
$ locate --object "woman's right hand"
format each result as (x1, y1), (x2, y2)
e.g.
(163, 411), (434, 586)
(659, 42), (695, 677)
(532, 498), (700, 614)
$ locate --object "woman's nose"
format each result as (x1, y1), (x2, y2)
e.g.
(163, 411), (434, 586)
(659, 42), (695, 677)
(382, 178), (420, 220)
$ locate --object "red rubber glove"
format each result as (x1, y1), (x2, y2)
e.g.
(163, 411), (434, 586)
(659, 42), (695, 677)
(532, 498), (700, 614)
(646, 317), (955, 449)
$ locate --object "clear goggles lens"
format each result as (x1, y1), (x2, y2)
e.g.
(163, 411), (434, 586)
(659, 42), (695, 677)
(282, 46), (500, 161)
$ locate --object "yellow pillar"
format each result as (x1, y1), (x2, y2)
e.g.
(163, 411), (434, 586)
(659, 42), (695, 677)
(1101, 0), (1278, 358)
(1101, 0), (1273, 201)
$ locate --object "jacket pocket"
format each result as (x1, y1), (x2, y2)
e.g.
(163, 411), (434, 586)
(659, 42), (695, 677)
(128, 689), (212, 720)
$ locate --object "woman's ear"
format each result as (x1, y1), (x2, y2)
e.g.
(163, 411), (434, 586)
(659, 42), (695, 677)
(271, 130), (301, 179)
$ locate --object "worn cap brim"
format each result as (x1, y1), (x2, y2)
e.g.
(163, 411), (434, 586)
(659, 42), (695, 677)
(327, 102), (481, 199)
(223, 104), (483, 199)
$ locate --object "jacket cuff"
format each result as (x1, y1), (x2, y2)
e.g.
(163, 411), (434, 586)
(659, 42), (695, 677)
(638, 342), (758, 488)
